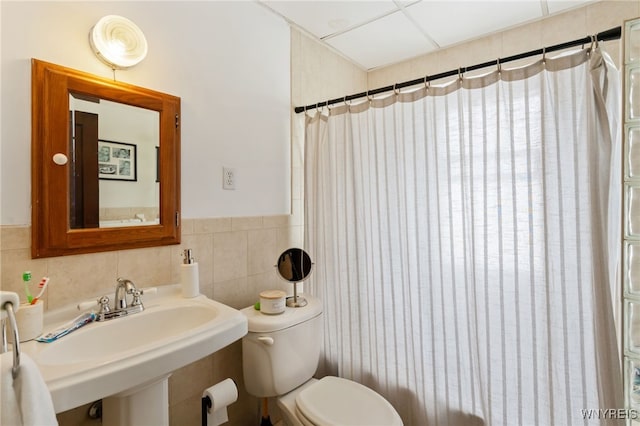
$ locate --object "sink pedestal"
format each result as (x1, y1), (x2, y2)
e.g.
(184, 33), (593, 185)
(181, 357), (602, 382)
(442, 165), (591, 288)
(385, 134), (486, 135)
(102, 374), (171, 426)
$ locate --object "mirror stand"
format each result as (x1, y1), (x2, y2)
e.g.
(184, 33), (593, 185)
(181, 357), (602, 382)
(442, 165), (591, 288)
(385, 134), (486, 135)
(286, 282), (307, 308)
(276, 248), (313, 308)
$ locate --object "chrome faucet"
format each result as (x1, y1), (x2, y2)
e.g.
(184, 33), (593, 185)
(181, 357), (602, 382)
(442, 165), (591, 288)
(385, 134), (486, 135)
(115, 277), (137, 310)
(93, 278), (146, 322)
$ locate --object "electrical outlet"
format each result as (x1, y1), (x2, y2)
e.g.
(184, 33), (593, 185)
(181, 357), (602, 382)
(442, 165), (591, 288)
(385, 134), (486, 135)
(223, 167), (235, 190)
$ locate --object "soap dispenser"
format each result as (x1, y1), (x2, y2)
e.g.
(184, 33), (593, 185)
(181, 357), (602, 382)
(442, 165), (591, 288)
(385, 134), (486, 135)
(181, 249), (199, 298)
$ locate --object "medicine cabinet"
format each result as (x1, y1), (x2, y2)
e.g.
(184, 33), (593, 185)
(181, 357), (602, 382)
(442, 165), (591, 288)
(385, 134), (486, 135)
(31, 59), (181, 258)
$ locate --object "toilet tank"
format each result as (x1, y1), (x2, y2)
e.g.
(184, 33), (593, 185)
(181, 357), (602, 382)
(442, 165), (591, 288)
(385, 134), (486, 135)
(241, 295), (323, 397)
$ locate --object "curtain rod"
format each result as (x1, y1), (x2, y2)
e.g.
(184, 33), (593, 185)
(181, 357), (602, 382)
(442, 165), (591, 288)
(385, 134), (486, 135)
(294, 25), (621, 114)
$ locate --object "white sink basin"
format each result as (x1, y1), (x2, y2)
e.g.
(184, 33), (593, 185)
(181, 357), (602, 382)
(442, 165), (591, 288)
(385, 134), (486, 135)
(21, 285), (248, 414)
(38, 304), (218, 366)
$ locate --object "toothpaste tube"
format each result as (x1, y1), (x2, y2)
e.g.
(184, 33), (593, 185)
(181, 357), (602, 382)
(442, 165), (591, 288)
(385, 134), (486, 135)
(36, 312), (96, 343)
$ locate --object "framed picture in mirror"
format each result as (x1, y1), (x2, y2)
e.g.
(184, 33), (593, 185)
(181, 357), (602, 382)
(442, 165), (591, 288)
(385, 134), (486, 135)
(98, 140), (137, 181)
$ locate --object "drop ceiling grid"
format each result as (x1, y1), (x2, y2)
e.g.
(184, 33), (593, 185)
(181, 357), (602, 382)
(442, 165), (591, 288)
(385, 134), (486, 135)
(326, 10), (438, 69)
(262, 0), (403, 39)
(260, 0), (596, 70)
(403, 1), (545, 47)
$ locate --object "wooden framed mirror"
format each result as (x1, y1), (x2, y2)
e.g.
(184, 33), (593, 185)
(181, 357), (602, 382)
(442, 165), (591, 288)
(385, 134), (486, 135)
(31, 59), (181, 258)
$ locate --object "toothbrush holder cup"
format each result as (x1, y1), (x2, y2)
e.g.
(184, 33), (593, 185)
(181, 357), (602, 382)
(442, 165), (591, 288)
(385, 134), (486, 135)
(9, 300), (44, 342)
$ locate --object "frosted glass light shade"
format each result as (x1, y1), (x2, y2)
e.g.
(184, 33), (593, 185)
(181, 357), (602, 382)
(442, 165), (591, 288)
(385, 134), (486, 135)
(89, 15), (148, 69)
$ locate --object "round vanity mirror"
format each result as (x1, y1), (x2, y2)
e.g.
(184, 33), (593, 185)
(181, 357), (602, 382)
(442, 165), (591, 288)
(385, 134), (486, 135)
(276, 248), (313, 308)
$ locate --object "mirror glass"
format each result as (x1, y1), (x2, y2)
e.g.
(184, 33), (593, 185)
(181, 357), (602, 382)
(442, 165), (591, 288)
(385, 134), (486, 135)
(276, 248), (313, 282)
(32, 59), (181, 258)
(69, 94), (159, 228)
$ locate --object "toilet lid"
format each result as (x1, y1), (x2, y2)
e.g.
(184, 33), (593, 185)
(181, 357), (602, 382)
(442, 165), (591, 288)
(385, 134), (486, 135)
(295, 376), (403, 426)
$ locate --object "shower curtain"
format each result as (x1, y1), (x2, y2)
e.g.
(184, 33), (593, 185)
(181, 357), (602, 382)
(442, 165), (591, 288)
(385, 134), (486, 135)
(304, 47), (621, 426)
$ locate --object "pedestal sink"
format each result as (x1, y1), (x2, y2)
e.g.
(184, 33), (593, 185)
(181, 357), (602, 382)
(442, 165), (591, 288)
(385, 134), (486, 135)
(20, 285), (248, 425)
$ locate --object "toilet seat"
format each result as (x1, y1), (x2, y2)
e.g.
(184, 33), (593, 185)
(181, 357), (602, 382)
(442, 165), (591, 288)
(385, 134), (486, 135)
(295, 376), (403, 426)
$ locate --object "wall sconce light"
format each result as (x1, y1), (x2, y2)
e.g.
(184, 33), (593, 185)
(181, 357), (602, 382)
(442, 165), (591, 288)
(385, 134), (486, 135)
(89, 15), (148, 69)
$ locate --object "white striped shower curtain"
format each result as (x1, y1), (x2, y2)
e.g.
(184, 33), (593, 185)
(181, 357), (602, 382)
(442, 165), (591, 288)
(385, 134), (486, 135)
(304, 47), (621, 426)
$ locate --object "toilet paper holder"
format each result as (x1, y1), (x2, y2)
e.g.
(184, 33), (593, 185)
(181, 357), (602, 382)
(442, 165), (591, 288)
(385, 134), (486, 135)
(201, 378), (238, 426)
(201, 394), (211, 426)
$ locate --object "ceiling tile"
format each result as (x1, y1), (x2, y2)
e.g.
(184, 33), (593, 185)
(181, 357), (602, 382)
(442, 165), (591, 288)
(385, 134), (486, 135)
(261, 0), (399, 38)
(405, 1), (543, 47)
(326, 11), (438, 69)
(546, 0), (593, 14)
(262, 0), (602, 70)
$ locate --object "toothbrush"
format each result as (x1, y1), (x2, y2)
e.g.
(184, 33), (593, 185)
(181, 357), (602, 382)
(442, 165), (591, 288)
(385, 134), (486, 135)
(30, 277), (50, 305)
(22, 271), (33, 303)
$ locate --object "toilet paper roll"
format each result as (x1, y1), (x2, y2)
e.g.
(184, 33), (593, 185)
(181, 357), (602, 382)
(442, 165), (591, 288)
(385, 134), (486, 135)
(203, 378), (238, 426)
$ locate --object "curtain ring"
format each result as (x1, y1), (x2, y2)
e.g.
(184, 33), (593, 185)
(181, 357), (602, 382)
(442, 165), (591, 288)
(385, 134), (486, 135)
(496, 58), (501, 74)
(393, 83), (400, 95)
(586, 35), (594, 57)
(542, 47), (546, 64)
(458, 67), (464, 81)
(366, 91), (373, 105)
(424, 75), (430, 90)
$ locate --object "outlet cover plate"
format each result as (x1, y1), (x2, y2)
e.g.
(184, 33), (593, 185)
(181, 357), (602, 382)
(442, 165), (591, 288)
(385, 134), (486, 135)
(223, 167), (235, 190)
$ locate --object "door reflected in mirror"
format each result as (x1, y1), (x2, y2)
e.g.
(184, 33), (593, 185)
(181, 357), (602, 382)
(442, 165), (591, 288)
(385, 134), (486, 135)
(69, 94), (160, 228)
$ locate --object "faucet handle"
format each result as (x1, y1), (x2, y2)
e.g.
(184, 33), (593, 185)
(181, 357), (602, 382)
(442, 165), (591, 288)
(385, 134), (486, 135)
(77, 295), (111, 312)
(130, 290), (143, 307)
(77, 299), (98, 311)
(98, 296), (111, 314)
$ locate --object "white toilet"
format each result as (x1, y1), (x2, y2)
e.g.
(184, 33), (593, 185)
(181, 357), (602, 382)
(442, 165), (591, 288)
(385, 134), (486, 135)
(241, 294), (403, 426)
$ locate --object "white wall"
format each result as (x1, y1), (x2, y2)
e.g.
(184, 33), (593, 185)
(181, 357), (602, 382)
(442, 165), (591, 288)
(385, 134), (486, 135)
(0, 1), (291, 225)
